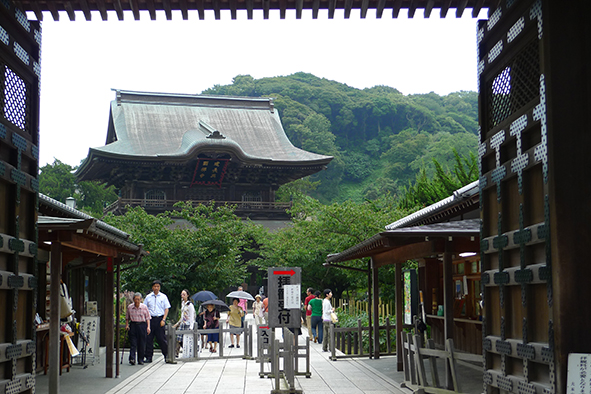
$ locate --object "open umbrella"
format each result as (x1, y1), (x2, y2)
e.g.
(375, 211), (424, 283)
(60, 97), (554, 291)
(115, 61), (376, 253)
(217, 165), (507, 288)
(201, 299), (230, 312)
(226, 290), (255, 301)
(191, 290), (218, 303)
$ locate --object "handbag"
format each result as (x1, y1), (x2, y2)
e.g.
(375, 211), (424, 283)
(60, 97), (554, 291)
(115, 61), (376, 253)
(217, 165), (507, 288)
(59, 282), (73, 319)
(330, 312), (338, 324)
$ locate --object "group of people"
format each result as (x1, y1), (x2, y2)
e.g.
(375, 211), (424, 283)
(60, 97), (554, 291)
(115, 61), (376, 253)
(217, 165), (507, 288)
(125, 281), (267, 365)
(304, 287), (334, 352)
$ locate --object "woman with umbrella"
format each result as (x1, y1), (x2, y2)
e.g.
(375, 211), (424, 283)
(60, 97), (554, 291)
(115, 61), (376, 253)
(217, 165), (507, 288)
(192, 291), (217, 351)
(227, 298), (244, 348)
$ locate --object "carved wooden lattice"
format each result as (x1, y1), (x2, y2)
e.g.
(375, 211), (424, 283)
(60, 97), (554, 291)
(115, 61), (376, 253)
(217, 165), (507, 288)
(0, 1), (41, 393)
(478, 1), (554, 393)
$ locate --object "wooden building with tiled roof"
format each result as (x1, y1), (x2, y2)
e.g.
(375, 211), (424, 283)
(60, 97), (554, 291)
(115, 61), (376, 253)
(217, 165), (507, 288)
(76, 90), (333, 219)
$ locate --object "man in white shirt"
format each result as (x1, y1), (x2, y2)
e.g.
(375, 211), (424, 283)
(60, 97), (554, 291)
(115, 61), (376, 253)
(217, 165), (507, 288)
(144, 280), (171, 363)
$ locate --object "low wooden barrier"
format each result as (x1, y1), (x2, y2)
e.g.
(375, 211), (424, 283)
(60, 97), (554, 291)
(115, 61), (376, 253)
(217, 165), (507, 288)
(400, 332), (482, 393)
(329, 317), (396, 360)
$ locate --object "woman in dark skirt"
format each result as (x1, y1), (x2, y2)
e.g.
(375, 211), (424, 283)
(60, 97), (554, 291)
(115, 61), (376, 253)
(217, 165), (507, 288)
(203, 303), (220, 353)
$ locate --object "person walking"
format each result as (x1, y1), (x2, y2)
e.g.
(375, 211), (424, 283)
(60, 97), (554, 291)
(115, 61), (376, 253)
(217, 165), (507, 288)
(172, 289), (195, 358)
(322, 289), (334, 352)
(262, 296), (269, 324)
(237, 286), (248, 328)
(252, 294), (264, 326)
(307, 290), (323, 344)
(144, 280), (171, 363)
(303, 288), (315, 337)
(203, 303), (220, 353)
(227, 298), (244, 348)
(125, 292), (151, 365)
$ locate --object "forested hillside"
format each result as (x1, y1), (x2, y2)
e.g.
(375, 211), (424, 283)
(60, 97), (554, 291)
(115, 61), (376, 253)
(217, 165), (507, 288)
(203, 73), (479, 203)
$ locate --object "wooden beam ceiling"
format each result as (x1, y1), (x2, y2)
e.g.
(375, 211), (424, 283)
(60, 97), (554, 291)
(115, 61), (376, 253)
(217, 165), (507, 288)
(16, 0), (495, 21)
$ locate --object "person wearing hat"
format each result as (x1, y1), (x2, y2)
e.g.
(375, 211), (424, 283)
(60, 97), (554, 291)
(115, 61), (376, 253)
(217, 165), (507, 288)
(144, 280), (171, 363)
(252, 294), (264, 326)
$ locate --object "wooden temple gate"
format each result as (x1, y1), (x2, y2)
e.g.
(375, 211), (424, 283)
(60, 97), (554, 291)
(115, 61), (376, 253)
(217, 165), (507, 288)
(0, 1), (589, 394)
(0, 3), (41, 394)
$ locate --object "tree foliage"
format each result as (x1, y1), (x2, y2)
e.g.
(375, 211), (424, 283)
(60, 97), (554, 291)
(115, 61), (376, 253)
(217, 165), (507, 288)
(39, 159), (118, 217)
(103, 202), (266, 311)
(256, 194), (410, 300)
(203, 73), (479, 202)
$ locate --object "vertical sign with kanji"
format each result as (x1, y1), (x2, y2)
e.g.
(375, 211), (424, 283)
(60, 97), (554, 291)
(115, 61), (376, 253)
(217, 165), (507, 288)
(267, 267), (301, 329)
(567, 354), (591, 394)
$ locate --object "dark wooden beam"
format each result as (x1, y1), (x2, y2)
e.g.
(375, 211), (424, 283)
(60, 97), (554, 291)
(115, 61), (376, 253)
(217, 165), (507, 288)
(96, 0), (108, 20)
(456, 0), (468, 17)
(61, 233), (120, 257)
(115, 259), (121, 378)
(442, 241), (454, 390)
(440, 0), (453, 18)
(367, 260), (373, 357)
(213, 0), (221, 20)
(105, 257), (114, 377)
(328, 0), (336, 18)
(312, 0), (319, 19)
(47, 1), (60, 21)
(280, 0), (287, 19)
(163, 0), (172, 20)
(360, 0), (369, 18)
(395, 259), (403, 371)
(31, 2), (43, 21)
(295, 0), (303, 19)
(64, 1), (76, 21)
(392, 0), (403, 18)
(48, 242), (62, 393)
(230, 0), (237, 19)
(424, 0), (434, 17)
(408, 0), (417, 18)
(179, 0), (189, 19)
(263, 0), (270, 19)
(246, 0), (254, 19)
(130, 0), (141, 20)
(79, 0), (92, 20)
(472, 0), (485, 17)
(113, 0), (125, 20)
(372, 239), (441, 268)
(372, 259), (380, 359)
(196, 0), (205, 20)
(147, 0), (156, 20)
(375, 0), (386, 18)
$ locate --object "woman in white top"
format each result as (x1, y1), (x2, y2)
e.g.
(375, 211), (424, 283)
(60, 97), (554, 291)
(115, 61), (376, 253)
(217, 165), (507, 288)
(173, 289), (195, 358)
(321, 289), (334, 352)
(252, 294), (264, 326)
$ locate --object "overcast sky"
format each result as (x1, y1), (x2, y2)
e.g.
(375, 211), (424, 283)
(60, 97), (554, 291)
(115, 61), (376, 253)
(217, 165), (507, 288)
(35, 9), (487, 167)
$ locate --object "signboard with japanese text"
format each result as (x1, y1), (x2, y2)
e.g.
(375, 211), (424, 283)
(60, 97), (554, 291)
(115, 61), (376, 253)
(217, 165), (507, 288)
(78, 316), (100, 360)
(267, 267), (301, 329)
(403, 269), (418, 326)
(568, 353), (591, 394)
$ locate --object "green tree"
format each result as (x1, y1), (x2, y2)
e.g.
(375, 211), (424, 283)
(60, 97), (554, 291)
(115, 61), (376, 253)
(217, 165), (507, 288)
(104, 202), (266, 312)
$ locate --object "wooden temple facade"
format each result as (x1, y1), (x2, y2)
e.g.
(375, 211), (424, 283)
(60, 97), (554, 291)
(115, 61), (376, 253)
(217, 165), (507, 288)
(0, 1), (588, 394)
(76, 90), (333, 220)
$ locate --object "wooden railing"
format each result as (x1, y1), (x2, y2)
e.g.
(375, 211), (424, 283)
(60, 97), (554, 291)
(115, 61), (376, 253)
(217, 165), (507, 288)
(335, 298), (394, 320)
(329, 317), (397, 360)
(104, 198), (292, 214)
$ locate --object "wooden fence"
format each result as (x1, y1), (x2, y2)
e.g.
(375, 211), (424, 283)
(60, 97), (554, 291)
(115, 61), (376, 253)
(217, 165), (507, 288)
(334, 298), (394, 320)
(328, 317), (396, 360)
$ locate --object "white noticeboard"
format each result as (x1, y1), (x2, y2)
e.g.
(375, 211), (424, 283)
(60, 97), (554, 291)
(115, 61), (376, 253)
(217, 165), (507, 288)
(568, 353), (591, 394)
(283, 284), (301, 309)
(78, 316), (100, 363)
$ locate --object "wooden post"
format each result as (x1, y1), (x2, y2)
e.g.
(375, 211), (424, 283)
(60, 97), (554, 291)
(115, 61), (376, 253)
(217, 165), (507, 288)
(367, 260), (372, 358)
(442, 241), (454, 390)
(105, 257), (114, 378)
(395, 261), (403, 371)
(115, 258), (121, 378)
(49, 242), (62, 394)
(372, 258), (380, 359)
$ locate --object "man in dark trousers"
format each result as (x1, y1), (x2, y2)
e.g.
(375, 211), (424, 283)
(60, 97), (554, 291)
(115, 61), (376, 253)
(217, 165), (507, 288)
(144, 280), (171, 363)
(125, 292), (151, 365)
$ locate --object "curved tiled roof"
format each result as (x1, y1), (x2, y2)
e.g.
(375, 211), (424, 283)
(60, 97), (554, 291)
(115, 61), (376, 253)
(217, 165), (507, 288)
(81, 90), (332, 166)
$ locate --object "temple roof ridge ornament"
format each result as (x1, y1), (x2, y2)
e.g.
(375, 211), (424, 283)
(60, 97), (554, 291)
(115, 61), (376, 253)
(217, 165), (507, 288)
(199, 120), (226, 139)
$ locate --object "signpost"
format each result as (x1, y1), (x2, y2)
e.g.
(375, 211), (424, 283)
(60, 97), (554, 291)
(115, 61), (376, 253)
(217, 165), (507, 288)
(267, 267), (302, 329)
